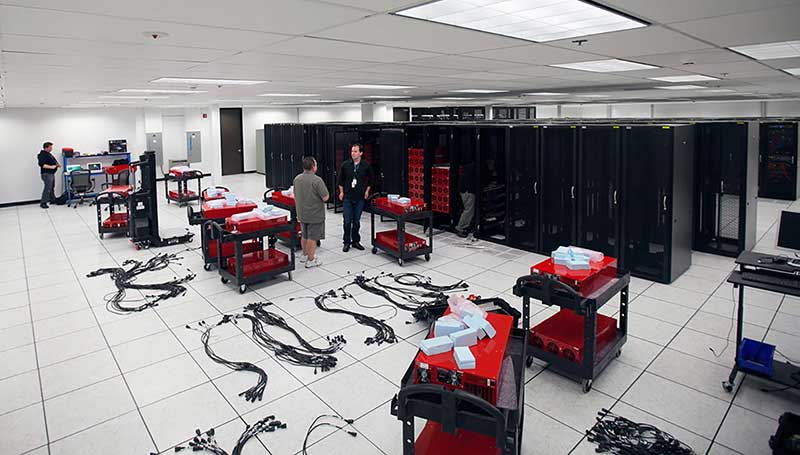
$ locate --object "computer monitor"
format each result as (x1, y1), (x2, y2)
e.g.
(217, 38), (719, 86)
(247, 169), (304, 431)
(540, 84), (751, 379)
(776, 210), (800, 267)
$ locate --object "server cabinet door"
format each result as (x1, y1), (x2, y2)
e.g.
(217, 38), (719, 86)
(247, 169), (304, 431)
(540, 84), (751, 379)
(280, 125), (294, 188)
(577, 126), (620, 258)
(759, 123), (798, 200)
(540, 127), (577, 254)
(332, 129), (359, 212)
(477, 127), (508, 242)
(264, 126), (275, 188)
(508, 127), (539, 251)
(291, 124), (305, 181)
(380, 129), (405, 195)
(622, 127), (672, 281)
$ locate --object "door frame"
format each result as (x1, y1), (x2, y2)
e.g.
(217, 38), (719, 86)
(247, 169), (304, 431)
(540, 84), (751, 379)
(220, 107), (244, 176)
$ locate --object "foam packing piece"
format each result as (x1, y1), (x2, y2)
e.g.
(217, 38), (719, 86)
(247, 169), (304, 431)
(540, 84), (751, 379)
(463, 314), (496, 339)
(420, 336), (453, 356)
(434, 316), (465, 338)
(448, 328), (478, 348)
(454, 346), (476, 370)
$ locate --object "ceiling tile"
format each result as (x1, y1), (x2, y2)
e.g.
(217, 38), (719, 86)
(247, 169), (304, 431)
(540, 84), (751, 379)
(312, 14), (526, 54)
(670, 5), (800, 47)
(216, 52), (367, 70)
(629, 48), (750, 68)
(398, 55), (529, 72)
(463, 44), (604, 65)
(547, 26), (709, 58)
(317, 0), (422, 12)
(685, 61), (776, 78)
(256, 36), (441, 63)
(600, 0), (795, 24)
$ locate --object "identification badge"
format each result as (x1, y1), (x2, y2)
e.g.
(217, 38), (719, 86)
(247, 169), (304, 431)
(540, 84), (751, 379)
(351, 178), (357, 188)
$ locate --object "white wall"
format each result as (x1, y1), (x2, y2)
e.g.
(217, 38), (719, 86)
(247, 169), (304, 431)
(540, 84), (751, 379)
(0, 108), (141, 204)
(535, 105), (559, 118)
(767, 100), (800, 117)
(161, 112), (186, 169)
(299, 106), (361, 123)
(183, 108), (214, 174)
(653, 101), (762, 118)
(611, 103), (651, 118)
(540, 100), (793, 119)
(241, 107), (299, 172)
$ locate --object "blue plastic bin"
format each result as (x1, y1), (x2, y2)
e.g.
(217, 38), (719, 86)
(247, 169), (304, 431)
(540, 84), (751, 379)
(736, 338), (776, 377)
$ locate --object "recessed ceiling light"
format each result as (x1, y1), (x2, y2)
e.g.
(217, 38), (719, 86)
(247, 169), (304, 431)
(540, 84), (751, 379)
(576, 94), (609, 98)
(434, 97), (473, 100)
(783, 68), (800, 76)
(151, 77), (268, 85)
(302, 99), (344, 103)
(523, 92), (569, 96)
(395, 0), (647, 43)
(654, 85), (705, 90)
(99, 95), (171, 99)
(648, 75), (719, 83)
(450, 89), (508, 94)
(551, 58), (658, 72)
(78, 101), (137, 105)
(338, 84), (416, 90)
(118, 89), (207, 94)
(363, 95), (412, 99)
(258, 93), (320, 97)
(730, 40), (800, 60)
(702, 89), (736, 93)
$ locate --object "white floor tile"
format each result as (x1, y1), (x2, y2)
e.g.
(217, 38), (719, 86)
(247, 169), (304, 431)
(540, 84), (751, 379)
(524, 370), (616, 432)
(0, 343), (37, 380)
(49, 410), (157, 455)
(0, 403), (48, 454)
(124, 353), (208, 406)
(0, 369), (41, 415)
(308, 363), (397, 419)
(521, 404), (583, 454)
(716, 405), (778, 455)
(112, 330), (187, 373)
(0, 323), (34, 353)
(40, 349), (119, 399)
(362, 340), (419, 386)
(35, 326), (107, 367)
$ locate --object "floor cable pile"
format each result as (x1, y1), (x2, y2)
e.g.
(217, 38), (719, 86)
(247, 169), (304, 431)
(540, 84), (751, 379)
(586, 408), (696, 454)
(302, 414), (358, 455)
(164, 415), (286, 455)
(86, 252), (195, 314)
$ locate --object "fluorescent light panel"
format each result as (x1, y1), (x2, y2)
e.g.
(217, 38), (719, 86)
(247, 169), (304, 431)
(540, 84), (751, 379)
(551, 58), (658, 72)
(119, 89), (207, 94)
(450, 89), (508, 93)
(654, 85), (705, 90)
(783, 68), (800, 76)
(702, 89), (736, 93)
(435, 97), (473, 100)
(363, 95), (411, 99)
(730, 40), (800, 60)
(396, 0), (647, 43)
(648, 74), (719, 82)
(99, 95), (170, 99)
(151, 77), (267, 85)
(338, 84), (416, 90)
(302, 99), (344, 103)
(524, 92), (569, 95)
(258, 93), (320, 97)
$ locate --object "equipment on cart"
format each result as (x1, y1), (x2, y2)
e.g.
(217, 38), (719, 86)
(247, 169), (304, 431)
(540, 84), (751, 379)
(128, 151), (194, 249)
(188, 199), (260, 271)
(263, 188), (303, 248)
(531, 309), (617, 364)
(414, 422), (501, 455)
(165, 165), (204, 206)
(374, 195), (427, 215)
(202, 185), (230, 201)
(531, 254), (618, 297)
(368, 193), (433, 265)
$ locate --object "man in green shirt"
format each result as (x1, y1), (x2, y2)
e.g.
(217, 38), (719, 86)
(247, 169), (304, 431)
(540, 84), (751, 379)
(293, 157), (329, 268)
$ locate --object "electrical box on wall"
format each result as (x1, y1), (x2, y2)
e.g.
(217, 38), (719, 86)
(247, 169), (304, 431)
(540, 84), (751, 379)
(187, 131), (202, 163)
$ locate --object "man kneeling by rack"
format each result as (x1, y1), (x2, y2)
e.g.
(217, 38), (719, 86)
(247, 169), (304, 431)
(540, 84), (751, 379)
(294, 156), (329, 268)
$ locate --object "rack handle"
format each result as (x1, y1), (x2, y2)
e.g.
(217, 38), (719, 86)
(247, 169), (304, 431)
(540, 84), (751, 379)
(662, 194), (668, 211)
(571, 185), (575, 199)
(533, 181), (538, 195)
(613, 190), (618, 205)
(720, 180), (724, 193)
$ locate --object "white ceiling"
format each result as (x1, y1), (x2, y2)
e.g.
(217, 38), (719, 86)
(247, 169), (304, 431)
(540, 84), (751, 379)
(0, 0), (798, 108)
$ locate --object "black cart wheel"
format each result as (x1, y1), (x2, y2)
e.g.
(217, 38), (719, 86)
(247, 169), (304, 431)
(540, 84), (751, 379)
(99, 233), (104, 239)
(582, 379), (593, 393)
(525, 356), (534, 368)
(203, 263), (213, 272)
(615, 350), (622, 358)
(424, 254), (430, 261)
(722, 381), (734, 393)
(398, 258), (404, 266)
(317, 240), (321, 247)
(221, 277), (229, 284)
(372, 247), (378, 254)
(239, 284), (247, 294)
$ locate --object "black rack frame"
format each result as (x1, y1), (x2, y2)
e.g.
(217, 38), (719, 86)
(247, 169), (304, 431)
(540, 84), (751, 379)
(211, 221), (295, 294)
(262, 189), (302, 250)
(187, 205), (251, 271)
(164, 170), (204, 206)
(391, 297), (528, 455)
(95, 189), (129, 239)
(513, 270), (630, 393)
(368, 203), (434, 266)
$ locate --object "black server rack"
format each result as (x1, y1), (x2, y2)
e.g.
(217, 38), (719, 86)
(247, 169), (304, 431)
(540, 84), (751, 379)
(378, 128), (407, 196)
(693, 122), (759, 257)
(577, 125), (622, 259)
(421, 124), (454, 229)
(325, 124), (360, 213)
(539, 125), (578, 254)
(508, 125), (540, 252)
(264, 124), (277, 189)
(450, 125), (478, 230)
(476, 126), (509, 242)
(759, 122), (798, 201)
(264, 124), (305, 190)
(621, 125), (694, 283)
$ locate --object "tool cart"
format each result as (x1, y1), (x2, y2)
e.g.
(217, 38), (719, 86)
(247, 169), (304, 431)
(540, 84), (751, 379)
(368, 196), (433, 266)
(201, 185), (230, 202)
(95, 185), (131, 238)
(512, 265), (630, 393)
(211, 213), (295, 294)
(187, 199), (258, 271)
(391, 297), (527, 455)
(263, 189), (303, 249)
(164, 167), (204, 206)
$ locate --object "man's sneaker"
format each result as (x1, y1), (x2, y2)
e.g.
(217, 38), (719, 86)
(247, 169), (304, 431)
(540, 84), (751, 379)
(305, 257), (323, 268)
(352, 242), (365, 251)
(299, 254), (308, 263)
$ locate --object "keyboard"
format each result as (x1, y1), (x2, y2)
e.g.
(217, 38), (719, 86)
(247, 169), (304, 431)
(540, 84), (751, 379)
(742, 270), (800, 289)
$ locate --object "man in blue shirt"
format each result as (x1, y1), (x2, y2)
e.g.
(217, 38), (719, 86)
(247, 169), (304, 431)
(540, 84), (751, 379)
(337, 143), (373, 252)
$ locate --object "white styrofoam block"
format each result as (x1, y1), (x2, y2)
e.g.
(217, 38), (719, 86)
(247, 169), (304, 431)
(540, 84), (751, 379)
(463, 314), (497, 339)
(454, 346), (476, 370)
(462, 314), (486, 339)
(420, 336), (453, 356)
(434, 317), (465, 338)
(449, 328), (478, 348)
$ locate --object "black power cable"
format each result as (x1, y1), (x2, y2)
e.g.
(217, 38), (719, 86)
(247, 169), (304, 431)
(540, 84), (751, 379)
(586, 408), (696, 455)
(296, 289), (397, 346)
(187, 320), (268, 403)
(87, 252), (195, 314)
(302, 414), (358, 455)
(166, 415), (287, 455)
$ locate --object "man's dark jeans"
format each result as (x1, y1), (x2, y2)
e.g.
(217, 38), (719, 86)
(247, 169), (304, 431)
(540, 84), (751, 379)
(41, 173), (55, 206)
(342, 198), (365, 246)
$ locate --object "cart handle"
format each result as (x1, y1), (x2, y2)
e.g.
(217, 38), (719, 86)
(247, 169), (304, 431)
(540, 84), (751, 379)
(263, 187), (289, 202)
(473, 297), (522, 328)
(396, 384), (509, 450)
(513, 274), (584, 306)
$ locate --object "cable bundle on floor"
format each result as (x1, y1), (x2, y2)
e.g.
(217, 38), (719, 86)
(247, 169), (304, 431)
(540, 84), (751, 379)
(225, 302), (345, 374)
(586, 408), (696, 454)
(306, 289), (397, 346)
(87, 252), (195, 314)
(187, 320), (268, 403)
(302, 414), (358, 455)
(166, 415), (287, 455)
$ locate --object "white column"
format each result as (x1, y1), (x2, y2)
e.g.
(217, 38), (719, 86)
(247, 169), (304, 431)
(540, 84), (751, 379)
(209, 104), (222, 182)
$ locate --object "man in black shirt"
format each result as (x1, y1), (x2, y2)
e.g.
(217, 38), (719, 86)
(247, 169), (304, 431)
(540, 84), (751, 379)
(337, 143), (373, 252)
(37, 142), (59, 209)
(455, 161), (476, 237)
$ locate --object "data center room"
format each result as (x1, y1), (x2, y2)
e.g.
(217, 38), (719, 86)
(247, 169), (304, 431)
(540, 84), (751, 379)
(1, 2), (800, 455)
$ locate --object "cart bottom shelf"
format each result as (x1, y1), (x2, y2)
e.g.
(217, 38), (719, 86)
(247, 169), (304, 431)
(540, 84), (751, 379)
(375, 230), (428, 252)
(168, 190), (198, 201)
(208, 239), (261, 259)
(101, 213), (129, 229)
(415, 422), (500, 455)
(227, 249), (289, 278)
